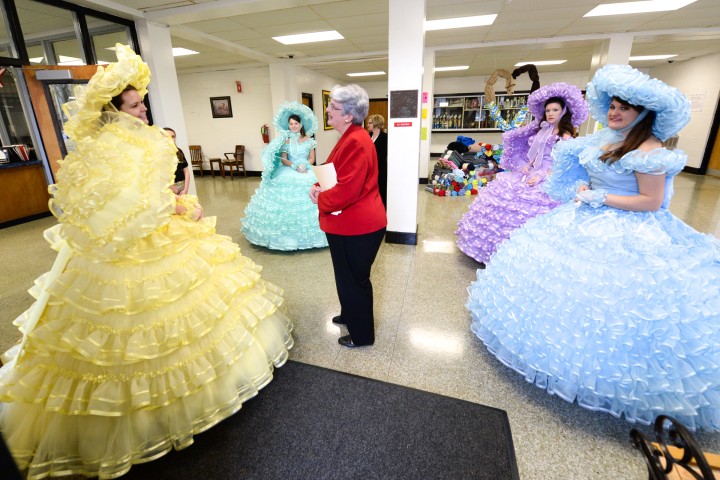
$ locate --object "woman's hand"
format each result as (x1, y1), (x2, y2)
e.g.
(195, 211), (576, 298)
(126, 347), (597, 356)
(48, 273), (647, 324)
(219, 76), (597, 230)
(309, 185), (321, 204)
(575, 189), (608, 208)
(526, 175), (539, 186)
(296, 164), (307, 173)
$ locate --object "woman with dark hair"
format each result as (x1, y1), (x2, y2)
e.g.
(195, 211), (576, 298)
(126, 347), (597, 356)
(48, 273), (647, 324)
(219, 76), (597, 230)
(367, 114), (388, 209)
(467, 64), (720, 431)
(309, 84), (387, 348)
(456, 83), (589, 264)
(0, 45), (294, 478)
(242, 101), (327, 250)
(163, 127), (190, 195)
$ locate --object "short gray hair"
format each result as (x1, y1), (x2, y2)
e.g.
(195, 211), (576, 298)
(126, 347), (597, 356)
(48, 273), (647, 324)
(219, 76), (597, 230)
(330, 84), (369, 126)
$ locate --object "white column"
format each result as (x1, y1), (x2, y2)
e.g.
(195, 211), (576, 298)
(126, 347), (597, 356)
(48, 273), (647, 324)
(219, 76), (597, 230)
(386, 0), (425, 244)
(605, 33), (633, 65)
(582, 33), (634, 136)
(269, 61), (298, 136)
(134, 20), (195, 193)
(420, 48), (435, 180)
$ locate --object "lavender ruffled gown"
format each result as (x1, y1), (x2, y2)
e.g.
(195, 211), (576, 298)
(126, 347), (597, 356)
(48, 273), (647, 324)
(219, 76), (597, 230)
(456, 124), (561, 264)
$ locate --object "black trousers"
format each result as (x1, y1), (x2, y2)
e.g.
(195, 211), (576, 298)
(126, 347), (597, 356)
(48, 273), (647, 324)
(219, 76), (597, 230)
(326, 228), (386, 345)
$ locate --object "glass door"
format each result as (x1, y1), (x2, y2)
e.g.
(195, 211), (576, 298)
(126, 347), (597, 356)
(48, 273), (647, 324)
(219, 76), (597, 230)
(45, 81), (86, 156)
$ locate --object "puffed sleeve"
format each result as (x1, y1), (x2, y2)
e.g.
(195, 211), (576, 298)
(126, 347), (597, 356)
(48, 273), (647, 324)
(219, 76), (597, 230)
(49, 118), (177, 258)
(615, 147), (687, 176)
(542, 135), (592, 203)
(499, 121), (537, 172)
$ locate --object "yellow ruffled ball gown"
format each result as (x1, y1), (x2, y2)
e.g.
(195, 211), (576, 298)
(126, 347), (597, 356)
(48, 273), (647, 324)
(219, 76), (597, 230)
(0, 112), (294, 479)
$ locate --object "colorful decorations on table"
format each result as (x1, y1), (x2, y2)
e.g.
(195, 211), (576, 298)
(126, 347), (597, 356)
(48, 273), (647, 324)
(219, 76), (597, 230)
(429, 160), (499, 197)
(478, 142), (503, 165)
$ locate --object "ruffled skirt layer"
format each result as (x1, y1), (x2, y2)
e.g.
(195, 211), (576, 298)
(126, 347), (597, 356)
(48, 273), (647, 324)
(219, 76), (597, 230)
(242, 168), (327, 250)
(468, 204), (720, 431)
(0, 215), (294, 479)
(456, 171), (559, 263)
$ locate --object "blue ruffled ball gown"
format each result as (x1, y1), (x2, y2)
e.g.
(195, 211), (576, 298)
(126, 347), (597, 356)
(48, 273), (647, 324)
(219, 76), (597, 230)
(242, 133), (328, 250)
(467, 128), (720, 431)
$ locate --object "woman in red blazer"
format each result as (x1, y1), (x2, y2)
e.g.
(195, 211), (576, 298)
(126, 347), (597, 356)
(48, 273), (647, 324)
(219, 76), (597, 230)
(310, 84), (387, 347)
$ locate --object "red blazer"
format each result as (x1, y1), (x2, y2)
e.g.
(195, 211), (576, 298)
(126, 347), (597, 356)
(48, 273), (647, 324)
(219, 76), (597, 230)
(318, 124), (387, 235)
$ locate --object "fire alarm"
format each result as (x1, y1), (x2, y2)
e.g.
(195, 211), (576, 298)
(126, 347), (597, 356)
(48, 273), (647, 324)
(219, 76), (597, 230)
(235, 81), (242, 93)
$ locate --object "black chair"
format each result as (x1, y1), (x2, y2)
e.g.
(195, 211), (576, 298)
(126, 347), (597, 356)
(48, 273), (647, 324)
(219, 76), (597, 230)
(631, 415), (718, 479)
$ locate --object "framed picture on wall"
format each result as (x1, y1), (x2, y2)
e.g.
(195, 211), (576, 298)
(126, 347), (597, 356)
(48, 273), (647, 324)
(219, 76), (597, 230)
(322, 90), (332, 130)
(210, 96), (233, 118)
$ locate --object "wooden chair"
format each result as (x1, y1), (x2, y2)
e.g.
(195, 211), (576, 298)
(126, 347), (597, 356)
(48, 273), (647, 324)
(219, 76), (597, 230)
(188, 145), (204, 177)
(221, 145), (247, 180)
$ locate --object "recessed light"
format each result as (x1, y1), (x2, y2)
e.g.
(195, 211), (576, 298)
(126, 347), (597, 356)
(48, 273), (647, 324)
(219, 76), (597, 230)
(585, 0), (697, 17)
(172, 48), (198, 57)
(273, 30), (344, 45)
(515, 60), (567, 66)
(629, 54), (677, 61)
(426, 14), (497, 31)
(347, 71), (386, 77)
(434, 66), (469, 72)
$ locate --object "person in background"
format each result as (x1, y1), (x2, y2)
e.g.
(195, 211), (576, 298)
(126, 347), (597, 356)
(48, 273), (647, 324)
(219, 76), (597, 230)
(0, 45), (294, 479)
(309, 84), (387, 348)
(467, 64), (720, 431)
(241, 101), (327, 250)
(367, 114), (388, 209)
(163, 127), (189, 195)
(455, 83), (588, 264)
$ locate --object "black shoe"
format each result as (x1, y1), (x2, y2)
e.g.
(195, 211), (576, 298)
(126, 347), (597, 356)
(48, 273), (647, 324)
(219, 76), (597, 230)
(332, 315), (344, 326)
(338, 335), (372, 348)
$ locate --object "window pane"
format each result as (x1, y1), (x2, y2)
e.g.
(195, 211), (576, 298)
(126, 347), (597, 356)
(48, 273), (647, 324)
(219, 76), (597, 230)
(88, 16), (131, 65)
(0, 67), (37, 159)
(17, 0), (84, 66)
(0, 6), (17, 58)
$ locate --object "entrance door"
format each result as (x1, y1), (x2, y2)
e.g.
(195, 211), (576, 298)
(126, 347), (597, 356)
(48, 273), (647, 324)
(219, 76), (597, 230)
(24, 65), (98, 177)
(708, 123), (720, 177)
(367, 99), (389, 130)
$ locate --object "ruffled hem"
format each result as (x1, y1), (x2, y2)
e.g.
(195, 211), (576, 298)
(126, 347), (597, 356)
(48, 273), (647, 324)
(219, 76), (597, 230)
(242, 175), (327, 251)
(0, 209), (295, 477)
(456, 171), (559, 263)
(467, 204), (720, 431)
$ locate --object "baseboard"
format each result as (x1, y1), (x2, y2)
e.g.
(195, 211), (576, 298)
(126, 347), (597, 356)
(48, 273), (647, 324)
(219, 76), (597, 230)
(683, 166), (703, 175)
(385, 228), (417, 245)
(0, 211), (53, 229)
(194, 170), (261, 177)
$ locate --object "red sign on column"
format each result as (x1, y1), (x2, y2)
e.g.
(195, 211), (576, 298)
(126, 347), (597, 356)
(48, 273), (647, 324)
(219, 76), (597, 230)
(394, 121), (413, 127)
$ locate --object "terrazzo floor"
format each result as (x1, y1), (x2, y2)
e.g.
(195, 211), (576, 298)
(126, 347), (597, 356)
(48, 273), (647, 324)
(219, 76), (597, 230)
(1, 171), (719, 479)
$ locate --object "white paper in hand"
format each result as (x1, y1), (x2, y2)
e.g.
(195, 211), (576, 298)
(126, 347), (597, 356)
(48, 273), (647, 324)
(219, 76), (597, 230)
(313, 163), (337, 191)
(312, 163), (341, 215)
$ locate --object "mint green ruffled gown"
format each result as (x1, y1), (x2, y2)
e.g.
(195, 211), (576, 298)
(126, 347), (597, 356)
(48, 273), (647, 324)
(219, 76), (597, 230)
(242, 133), (328, 250)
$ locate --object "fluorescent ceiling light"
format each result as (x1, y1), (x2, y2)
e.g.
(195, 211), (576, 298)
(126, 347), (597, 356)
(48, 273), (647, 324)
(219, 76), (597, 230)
(629, 54), (677, 61)
(273, 30), (343, 45)
(426, 14), (497, 31)
(515, 60), (567, 66)
(434, 65), (469, 72)
(29, 57), (44, 64)
(172, 47), (198, 57)
(585, 0), (698, 17)
(347, 71), (386, 77)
